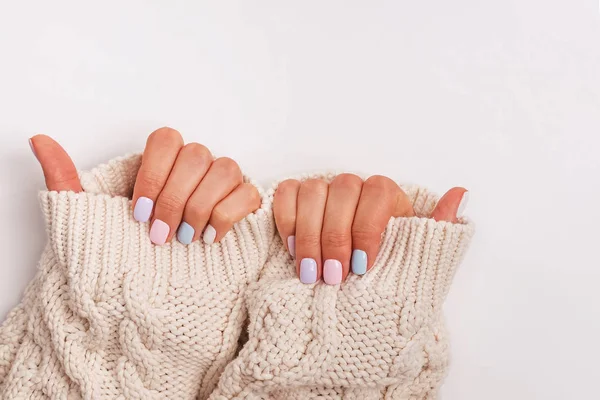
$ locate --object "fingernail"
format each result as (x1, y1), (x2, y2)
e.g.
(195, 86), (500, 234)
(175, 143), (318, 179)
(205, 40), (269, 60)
(29, 138), (38, 160)
(351, 250), (367, 275)
(133, 197), (153, 223)
(203, 224), (216, 244)
(149, 219), (170, 245)
(323, 259), (342, 285)
(457, 191), (469, 218)
(299, 258), (317, 284)
(287, 236), (296, 258)
(177, 222), (195, 245)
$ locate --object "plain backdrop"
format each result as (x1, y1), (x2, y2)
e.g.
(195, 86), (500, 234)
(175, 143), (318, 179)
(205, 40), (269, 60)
(1, 1), (599, 399)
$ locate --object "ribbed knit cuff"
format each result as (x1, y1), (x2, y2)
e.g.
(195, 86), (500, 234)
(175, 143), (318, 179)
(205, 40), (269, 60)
(210, 176), (474, 399)
(40, 153), (274, 290)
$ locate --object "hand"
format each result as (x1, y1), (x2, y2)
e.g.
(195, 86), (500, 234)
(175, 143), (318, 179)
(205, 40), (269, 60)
(29, 127), (261, 246)
(273, 174), (469, 285)
(130, 127), (260, 245)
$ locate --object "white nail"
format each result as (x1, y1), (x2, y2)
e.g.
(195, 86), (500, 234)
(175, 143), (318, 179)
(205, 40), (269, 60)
(203, 224), (216, 244)
(457, 191), (469, 218)
(29, 138), (38, 160)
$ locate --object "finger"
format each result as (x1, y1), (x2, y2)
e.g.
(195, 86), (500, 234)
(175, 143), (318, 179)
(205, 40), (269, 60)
(149, 143), (212, 245)
(273, 179), (301, 257)
(30, 135), (82, 192)
(321, 174), (363, 285)
(182, 157), (243, 244)
(351, 175), (402, 275)
(205, 183), (261, 243)
(430, 187), (469, 223)
(132, 127), (184, 223)
(295, 179), (328, 284)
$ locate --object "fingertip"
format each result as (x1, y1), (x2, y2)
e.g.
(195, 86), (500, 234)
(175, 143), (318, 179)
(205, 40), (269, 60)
(431, 187), (469, 222)
(30, 135), (82, 193)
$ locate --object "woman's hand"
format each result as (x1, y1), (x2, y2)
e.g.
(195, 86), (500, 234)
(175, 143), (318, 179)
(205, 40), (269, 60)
(29, 127), (261, 246)
(273, 174), (469, 285)
(130, 127), (260, 245)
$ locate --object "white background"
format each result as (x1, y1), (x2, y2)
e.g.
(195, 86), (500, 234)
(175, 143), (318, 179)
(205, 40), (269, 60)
(1, 1), (599, 399)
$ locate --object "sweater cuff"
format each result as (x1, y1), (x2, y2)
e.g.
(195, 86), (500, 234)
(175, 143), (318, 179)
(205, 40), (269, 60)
(39, 153), (274, 289)
(210, 180), (474, 398)
(362, 214), (474, 321)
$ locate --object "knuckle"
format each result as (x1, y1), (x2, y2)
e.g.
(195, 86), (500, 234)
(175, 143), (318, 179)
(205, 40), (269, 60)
(156, 192), (185, 214)
(295, 233), (321, 249)
(276, 179), (301, 196)
(331, 173), (363, 191)
(352, 224), (381, 244)
(321, 231), (352, 249)
(148, 126), (184, 147)
(276, 214), (296, 232)
(52, 169), (79, 185)
(137, 169), (165, 192)
(244, 184), (261, 207)
(364, 175), (394, 195)
(186, 203), (211, 223)
(211, 206), (233, 225)
(214, 157), (241, 177)
(183, 142), (212, 162)
(301, 178), (328, 195)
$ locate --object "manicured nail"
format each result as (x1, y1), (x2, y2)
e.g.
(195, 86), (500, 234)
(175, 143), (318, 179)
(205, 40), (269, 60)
(149, 219), (169, 245)
(323, 259), (342, 285)
(177, 222), (195, 245)
(203, 224), (216, 244)
(29, 138), (38, 160)
(287, 236), (296, 258)
(133, 197), (153, 223)
(299, 258), (317, 284)
(457, 191), (469, 218)
(351, 249), (367, 275)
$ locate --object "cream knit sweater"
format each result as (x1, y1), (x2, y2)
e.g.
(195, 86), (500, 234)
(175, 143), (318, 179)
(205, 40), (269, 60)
(0, 158), (474, 400)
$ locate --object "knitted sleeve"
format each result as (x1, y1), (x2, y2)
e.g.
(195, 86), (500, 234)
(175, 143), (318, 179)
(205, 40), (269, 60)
(209, 175), (475, 400)
(0, 154), (274, 400)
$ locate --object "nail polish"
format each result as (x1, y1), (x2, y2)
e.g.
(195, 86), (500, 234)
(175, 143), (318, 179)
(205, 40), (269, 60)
(133, 197), (153, 223)
(287, 236), (296, 258)
(149, 219), (170, 245)
(457, 191), (469, 218)
(299, 258), (317, 284)
(323, 259), (342, 285)
(29, 138), (38, 160)
(203, 224), (216, 244)
(351, 250), (367, 275)
(177, 222), (195, 245)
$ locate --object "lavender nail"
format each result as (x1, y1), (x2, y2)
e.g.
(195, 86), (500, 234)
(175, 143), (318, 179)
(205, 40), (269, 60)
(300, 258), (317, 284)
(133, 197), (153, 223)
(287, 236), (296, 258)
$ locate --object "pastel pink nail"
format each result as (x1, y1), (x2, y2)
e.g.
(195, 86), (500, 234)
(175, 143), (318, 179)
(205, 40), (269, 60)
(287, 236), (296, 258)
(323, 259), (342, 285)
(149, 219), (170, 245)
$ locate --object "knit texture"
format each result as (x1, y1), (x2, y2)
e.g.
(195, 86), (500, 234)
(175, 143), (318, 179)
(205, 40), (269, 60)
(0, 154), (274, 400)
(209, 174), (475, 399)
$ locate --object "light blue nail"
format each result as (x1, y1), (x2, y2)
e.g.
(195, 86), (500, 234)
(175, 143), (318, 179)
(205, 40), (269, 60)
(300, 258), (317, 284)
(351, 249), (367, 275)
(177, 222), (195, 245)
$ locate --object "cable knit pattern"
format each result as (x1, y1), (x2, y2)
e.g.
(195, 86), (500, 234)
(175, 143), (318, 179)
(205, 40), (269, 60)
(0, 154), (274, 399)
(209, 174), (475, 400)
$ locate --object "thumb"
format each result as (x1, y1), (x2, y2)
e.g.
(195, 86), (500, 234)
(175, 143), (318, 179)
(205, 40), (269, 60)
(30, 135), (82, 192)
(430, 187), (469, 223)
